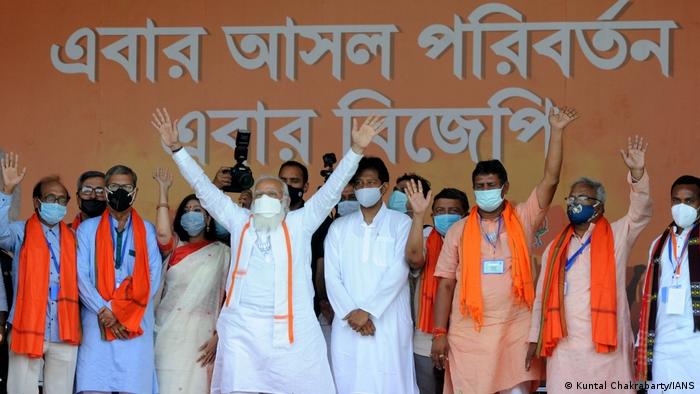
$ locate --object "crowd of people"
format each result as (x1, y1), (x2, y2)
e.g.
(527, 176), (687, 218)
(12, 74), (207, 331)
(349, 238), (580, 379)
(0, 106), (697, 394)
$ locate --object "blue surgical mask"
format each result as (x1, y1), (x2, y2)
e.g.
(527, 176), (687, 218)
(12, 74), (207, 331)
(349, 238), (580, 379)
(214, 221), (230, 239)
(474, 188), (504, 212)
(39, 202), (67, 225)
(337, 200), (360, 217)
(387, 190), (408, 213)
(355, 187), (382, 208)
(434, 214), (461, 236)
(567, 203), (597, 225)
(180, 211), (206, 237)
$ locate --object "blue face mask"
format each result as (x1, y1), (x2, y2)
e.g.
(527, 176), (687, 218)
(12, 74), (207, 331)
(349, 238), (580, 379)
(337, 200), (360, 217)
(39, 202), (67, 225)
(387, 190), (408, 213)
(474, 188), (504, 212)
(434, 214), (461, 236)
(567, 203), (597, 225)
(180, 211), (206, 237)
(214, 221), (230, 240)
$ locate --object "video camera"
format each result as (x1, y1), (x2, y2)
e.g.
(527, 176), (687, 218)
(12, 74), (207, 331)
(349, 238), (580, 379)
(320, 153), (337, 183)
(222, 130), (254, 193)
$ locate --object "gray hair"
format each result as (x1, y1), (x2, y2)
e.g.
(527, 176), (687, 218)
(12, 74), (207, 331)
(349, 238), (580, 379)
(571, 177), (606, 203)
(253, 175), (290, 199)
(105, 165), (138, 186)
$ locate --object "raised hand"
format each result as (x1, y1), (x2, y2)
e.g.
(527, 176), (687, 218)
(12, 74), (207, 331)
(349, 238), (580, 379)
(1, 152), (27, 195)
(620, 135), (647, 180)
(153, 168), (174, 190)
(405, 179), (432, 217)
(548, 106), (580, 130)
(351, 116), (385, 154)
(151, 108), (181, 151)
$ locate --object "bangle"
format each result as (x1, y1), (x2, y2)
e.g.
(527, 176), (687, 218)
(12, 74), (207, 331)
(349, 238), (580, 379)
(432, 327), (447, 335)
(157, 203), (169, 209)
(171, 146), (183, 153)
(432, 327), (447, 340)
(432, 332), (446, 341)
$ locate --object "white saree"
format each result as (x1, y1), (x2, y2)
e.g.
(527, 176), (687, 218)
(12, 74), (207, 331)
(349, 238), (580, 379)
(154, 241), (231, 394)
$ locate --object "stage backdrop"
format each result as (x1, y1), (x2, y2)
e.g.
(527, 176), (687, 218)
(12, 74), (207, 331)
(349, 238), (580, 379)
(2, 0), (699, 329)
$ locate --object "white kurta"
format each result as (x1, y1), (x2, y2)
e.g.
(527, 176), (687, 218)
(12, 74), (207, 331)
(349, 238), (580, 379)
(172, 147), (362, 394)
(648, 226), (700, 394)
(325, 205), (419, 394)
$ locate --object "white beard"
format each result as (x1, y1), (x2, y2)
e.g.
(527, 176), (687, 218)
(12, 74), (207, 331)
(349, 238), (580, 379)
(252, 211), (285, 232)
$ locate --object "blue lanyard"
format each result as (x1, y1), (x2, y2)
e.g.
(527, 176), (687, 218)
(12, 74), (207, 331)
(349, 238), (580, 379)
(110, 218), (132, 268)
(565, 237), (591, 272)
(480, 217), (502, 250)
(44, 230), (60, 275)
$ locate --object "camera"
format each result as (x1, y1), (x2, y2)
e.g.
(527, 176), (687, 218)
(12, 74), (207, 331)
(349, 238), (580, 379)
(222, 130), (254, 193)
(320, 153), (337, 182)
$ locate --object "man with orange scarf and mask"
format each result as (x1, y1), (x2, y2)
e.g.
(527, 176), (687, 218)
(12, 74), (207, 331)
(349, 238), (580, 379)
(431, 106), (579, 394)
(75, 164), (162, 394)
(405, 184), (469, 394)
(0, 153), (81, 394)
(526, 135), (652, 393)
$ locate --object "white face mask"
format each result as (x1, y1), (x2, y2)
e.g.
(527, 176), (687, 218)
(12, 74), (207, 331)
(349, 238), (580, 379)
(474, 187), (504, 212)
(355, 187), (382, 208)
(252, 195), (282, 218)
(252, 195), (286, 232)
(672, 203), (699, 229)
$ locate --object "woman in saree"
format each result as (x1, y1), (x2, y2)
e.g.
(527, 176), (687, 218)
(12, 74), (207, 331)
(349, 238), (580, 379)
(152, 168), (231, 394)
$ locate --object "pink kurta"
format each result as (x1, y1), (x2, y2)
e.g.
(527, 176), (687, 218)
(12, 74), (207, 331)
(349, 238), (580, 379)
(435, 189), (546, 394)
(528, 173), (652, 394)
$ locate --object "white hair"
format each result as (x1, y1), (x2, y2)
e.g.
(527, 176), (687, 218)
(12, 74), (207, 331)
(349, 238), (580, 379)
(571, 177), (606, 203)
(251, 175), (290, 232)
(253, 175), (290, 199)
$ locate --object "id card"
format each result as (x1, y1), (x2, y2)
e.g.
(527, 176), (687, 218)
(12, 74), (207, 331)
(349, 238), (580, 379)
(665, 285), (686, 315)
(49, 282), (59, 301)
(483, 260), (505, 274)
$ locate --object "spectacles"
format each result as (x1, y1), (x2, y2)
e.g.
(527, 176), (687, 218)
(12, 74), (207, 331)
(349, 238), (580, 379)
(106, 183), (135, 193)
(80, 185), (105, 196)
(565, 195), (600, 205)
(42, 194), (70, 206)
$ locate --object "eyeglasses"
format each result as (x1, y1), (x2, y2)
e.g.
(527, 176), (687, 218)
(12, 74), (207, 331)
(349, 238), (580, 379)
(565, 195), (600, 205)
(106, 183), (135, 193)
(80, 185), (105, 196)
(42, 194), (70, 206)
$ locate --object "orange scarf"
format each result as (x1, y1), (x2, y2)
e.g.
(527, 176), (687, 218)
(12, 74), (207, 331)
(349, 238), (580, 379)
(537, 219), (617, 357)
(417, 229), (443, 333)
(460, 203), (534, 331)
(95, 210), (150, 341)
(11, 214), (81, 358)
(70, 214), (82, 231)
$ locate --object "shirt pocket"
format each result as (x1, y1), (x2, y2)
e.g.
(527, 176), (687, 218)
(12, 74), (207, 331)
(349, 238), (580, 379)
(371, 235), (396, 268)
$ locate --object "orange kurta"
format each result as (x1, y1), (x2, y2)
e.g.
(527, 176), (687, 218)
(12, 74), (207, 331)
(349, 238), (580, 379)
(435, 189), (546, 394)
(529, 173), (652, 394)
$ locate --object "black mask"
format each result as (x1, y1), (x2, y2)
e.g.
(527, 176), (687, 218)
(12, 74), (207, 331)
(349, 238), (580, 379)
(287, 185), (305, 206)
(107, 189), (133, 212)
(80, 199), (107, 218)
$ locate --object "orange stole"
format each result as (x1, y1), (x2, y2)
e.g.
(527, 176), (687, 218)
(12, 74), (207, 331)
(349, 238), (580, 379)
(417, 229), (443, 333)
(95, 210), (150, 341)
(11, 214), (81, 358)
(537, 219), (617, 357)
(226, 220), (295, 343)
(459, 203), (534, 331)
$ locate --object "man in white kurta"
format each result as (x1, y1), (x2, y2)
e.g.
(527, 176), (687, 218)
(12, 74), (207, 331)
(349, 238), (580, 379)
(638, 176), (700, 394)
(156, 108), (384, 394)
(324, 158), (418, 394)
